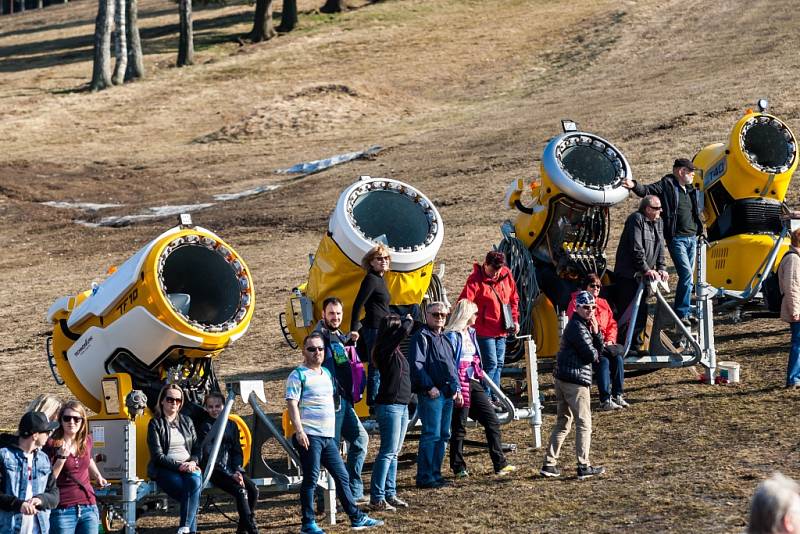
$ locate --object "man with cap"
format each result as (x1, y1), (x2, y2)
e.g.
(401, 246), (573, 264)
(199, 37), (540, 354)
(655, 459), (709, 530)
(622, 158), (704, 327)
(0, 411), (60, 534)
(540, 291), (606, 480)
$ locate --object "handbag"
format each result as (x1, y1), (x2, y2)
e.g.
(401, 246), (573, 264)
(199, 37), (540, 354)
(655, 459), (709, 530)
(345, 346), (367, 404)
(488, 284), (515, 332)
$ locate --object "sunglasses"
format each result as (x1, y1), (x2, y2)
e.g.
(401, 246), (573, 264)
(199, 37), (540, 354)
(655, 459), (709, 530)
(374, 256), (391, 262)
(588, 284), (601, 289)
(580, 305), (596, 311)
(649, 206), (663, 211)
(61, 415), (83, 424)
(429, 312), (447, 318)
(305, 346), (324, 353)
(164, 396), (183, 405)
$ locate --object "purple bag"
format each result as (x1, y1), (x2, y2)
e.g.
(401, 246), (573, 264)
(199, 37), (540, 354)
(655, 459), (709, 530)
(346, 345), (367, 404)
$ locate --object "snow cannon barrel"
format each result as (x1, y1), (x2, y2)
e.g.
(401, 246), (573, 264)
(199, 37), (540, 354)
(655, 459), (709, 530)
(283, 176), (444, 347)
(47, 222), (255, 413)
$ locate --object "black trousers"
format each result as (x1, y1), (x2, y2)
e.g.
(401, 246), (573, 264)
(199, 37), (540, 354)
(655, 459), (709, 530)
(449, 380), (507, 473)
(209, 469), (259, 532)
(615, 277), (650, 348)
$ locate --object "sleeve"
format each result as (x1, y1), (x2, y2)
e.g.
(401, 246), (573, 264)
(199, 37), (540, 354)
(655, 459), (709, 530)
(629, 217), (650, 273)
(631, 177), (664, 199)
(285, 370), (302, 401)
(350, 275), (373, 332)
(229, 422), (245, 473)
(566, 295), (577, 318)
(0, 457), (24, 512)
(408, 333), (434, 393)
(602, 301), (618, 344)
(787, 256), (800, 318)
(570, 323), (600, 364)
(508, 276), (520, 322)
(34, 469), (59, 510)
(372, 317), (414, 366)
(656, 221), (667, 271)
(458, 275), (480, 303)
(147, 419), (180, 473)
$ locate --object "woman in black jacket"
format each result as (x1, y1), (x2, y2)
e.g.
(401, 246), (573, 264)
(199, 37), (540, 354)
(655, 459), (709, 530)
(147, 384), (202, 534)
(368, 313), (414, 511)
(197, 392), (258, 534)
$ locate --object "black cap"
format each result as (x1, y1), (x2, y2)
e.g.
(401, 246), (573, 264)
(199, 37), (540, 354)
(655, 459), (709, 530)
(18, 411), (59, 437)
(673, 158), (696, 171)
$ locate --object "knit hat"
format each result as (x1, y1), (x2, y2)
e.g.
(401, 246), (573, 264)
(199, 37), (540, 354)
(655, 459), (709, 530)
(575, 291), (595, 307)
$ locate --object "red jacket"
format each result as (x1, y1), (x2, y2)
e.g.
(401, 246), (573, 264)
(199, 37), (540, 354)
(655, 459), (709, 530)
(458, 263), (520, 338)
(566, 291), (617, 344)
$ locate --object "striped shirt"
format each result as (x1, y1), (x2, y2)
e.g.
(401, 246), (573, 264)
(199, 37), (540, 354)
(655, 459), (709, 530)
(285, 366), (336, 438)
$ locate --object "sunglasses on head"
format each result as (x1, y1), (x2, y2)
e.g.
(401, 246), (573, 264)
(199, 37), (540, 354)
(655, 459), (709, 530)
(305, 346), (324, 353)
(164, 396), (183, 405)
(61, 415), (83, 424)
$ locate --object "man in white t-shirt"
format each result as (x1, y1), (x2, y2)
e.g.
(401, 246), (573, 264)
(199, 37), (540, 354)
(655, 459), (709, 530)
(286, 332), (383, 534)
(0, 411), (60, 534)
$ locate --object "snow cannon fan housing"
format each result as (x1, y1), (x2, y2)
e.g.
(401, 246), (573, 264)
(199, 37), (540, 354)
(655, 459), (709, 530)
(47, 224), (255, 413)
(284, 176), (444, 347)
(508, 129), (631, 280)
(693, 104), (798, 291)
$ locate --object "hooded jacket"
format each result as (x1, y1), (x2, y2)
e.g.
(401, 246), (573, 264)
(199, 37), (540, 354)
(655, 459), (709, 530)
(445, 328), (485, 408)
(458, 264), (520, 338)
(408, 326), (460, 397)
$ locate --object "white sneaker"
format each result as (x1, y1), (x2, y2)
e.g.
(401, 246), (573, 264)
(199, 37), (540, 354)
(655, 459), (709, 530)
(599, 399), (622, 411)
(613, 395), (630, 408)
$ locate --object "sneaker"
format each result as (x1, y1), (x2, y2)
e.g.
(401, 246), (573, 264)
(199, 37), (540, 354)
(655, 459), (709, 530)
(351, 515), (384, 530)
(680, 317), (692, 328)
(540, 464), (561, 478)
(496, 465), (517, 476)
(688, 315), (699, 325)
(354, 495), (370, 505)
(177, 528), (191, 534)
(368, 500), (396, 512)
(386, 495), (408, 508)
(491, 399), (504, 413)
(454, 469), (469, 479)
(300, 522), (326, 534)
(598, 399), (622, 411)
(612, 395), (630, 408)
(576, 464), (606, 480)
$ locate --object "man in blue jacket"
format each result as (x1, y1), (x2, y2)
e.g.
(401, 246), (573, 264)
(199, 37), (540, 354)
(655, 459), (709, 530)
(622, 158), (704, 326)
(409, 301), (461, 489)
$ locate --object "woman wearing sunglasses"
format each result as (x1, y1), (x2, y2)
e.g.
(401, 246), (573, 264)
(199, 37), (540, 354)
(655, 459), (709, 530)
(45, 400), (107, 534)
(147, 384), (202, 534)
(349, 244), (393, 406)
(566, 273), (628, 411)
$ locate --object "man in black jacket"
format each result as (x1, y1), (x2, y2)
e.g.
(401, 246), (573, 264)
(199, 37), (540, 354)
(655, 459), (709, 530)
(614, 195), (669, 354)
(540, 291), (606, 480)
(622, 158), (704, 326)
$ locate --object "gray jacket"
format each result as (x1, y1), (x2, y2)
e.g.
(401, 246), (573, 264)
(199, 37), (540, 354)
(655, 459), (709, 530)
(614, 211), (666, 280)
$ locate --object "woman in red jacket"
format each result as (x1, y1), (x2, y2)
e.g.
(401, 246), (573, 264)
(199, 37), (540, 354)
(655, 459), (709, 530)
(566, 273), (629, 411)
(458, 251), (520, 408)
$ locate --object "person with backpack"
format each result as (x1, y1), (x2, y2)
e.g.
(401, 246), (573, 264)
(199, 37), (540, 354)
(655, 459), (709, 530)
(285, 333), (383, 534)
(778, 227), (800, 389)
(313, 296), (369, 504)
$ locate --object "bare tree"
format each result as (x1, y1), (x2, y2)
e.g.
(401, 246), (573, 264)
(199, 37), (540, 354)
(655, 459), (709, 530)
(249, 0), (275, 42)
(277, 0), (297, 32)
(90, 0), (114, 91)
(124, 0), (144, 81)
(320, 0), (346, 13)
(177, 0), (193, 66)
(112, 0), (127, 85)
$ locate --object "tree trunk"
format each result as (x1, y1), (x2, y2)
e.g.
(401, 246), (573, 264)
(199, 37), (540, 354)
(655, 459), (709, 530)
(90, 0), (114, 91)
(177, 0), (193, 66)
(124, 0), (144, 81)
(276, 0), (297, 33)
(112, 0), (127, 85)
(249, 0), (275, 43)
(319, 0), (346, 13)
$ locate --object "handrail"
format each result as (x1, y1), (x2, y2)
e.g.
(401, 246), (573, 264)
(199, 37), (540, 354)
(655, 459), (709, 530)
(248, 392), (301, 468)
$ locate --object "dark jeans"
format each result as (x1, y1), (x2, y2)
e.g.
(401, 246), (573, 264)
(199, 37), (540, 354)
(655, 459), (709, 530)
(155, 468), (202, 532)
(362, 327), (380, 406)
(293, 434), (363, 527)
(615, 277), (649, 348)
(450, 380), (507, 473)
(594, 344), (625, 402)
(334, 398), (368, 500)
(209, 469), (258, 531)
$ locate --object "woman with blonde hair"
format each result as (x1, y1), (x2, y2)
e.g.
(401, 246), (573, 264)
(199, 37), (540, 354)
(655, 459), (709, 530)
(349, 243), (393, 406)
(445, 300), (516, 477)
(27, 394), (63, 422)
(44, 400), (108, 534)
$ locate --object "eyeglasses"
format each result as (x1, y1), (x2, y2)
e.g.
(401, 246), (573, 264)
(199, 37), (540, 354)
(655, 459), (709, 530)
(61, 415), (83, 424)
(429, 312), (447, 318)
(580, 305), (596, 311)
(305, 346), (324, 353)
(588, 284), (601, 289)
(164, 396), (183, 405)
(649, 205), (663, 211)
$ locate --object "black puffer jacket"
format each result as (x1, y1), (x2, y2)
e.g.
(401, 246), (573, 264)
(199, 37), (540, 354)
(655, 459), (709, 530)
(147, 414), (200, 479)
(554, 314), (603, 387)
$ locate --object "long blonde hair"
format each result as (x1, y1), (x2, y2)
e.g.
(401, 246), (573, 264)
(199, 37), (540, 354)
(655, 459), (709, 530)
(361, 244), (392, 271)
(26, 394), (63, 422)
(51, 400), (90, 457)
(446, 300), (478, 333)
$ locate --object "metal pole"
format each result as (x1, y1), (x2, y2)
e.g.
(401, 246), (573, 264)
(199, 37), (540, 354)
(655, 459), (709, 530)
(248, 392), (301, 467)
(201, 389), (236, 490)
(621, 281), (646, 357)
(522, 335), (542, 448)
(122, 421), (140, 534)
(697, 238), (717, 384)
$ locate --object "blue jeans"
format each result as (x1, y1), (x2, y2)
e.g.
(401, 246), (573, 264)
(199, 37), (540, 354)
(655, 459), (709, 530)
(370, 403), (409, 502)
(155, 469), (202, 532)
(595, 347), (624, 402)
(477, 336), (506, 398)
(334, 398), (369, 500)
(50, 504), (99, 534)
(293, 434), (362, 527)
(668, 235), (697, 319)
(416, 394), (453, 486)
(362, 327), (380, 406)
(789, 322), (800, 386)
